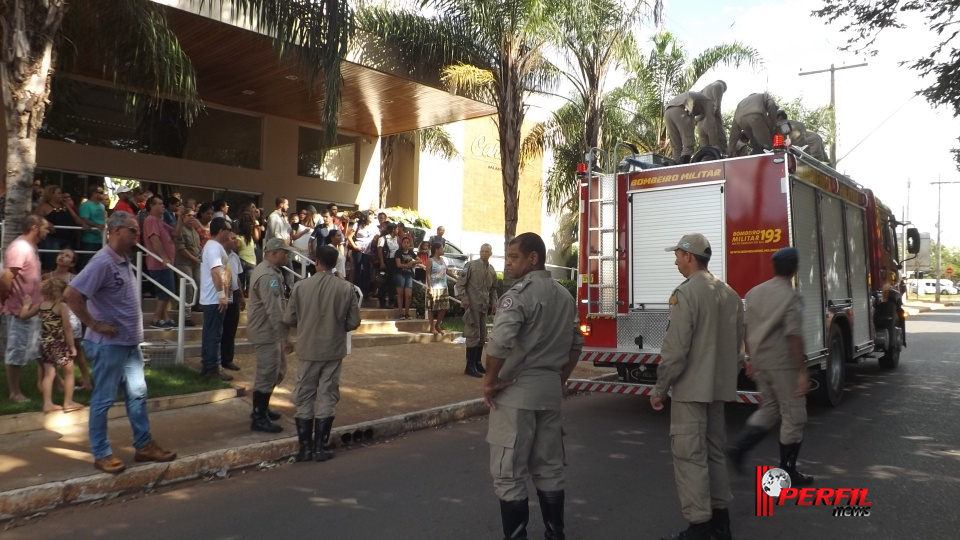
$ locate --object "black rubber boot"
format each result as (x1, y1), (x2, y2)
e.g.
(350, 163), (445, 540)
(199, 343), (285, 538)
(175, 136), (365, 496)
(473, 346), (487, 374)
(661, 520), (711, 540)
(250, 391), (283, 433)
(709, 508), (732, 540)
(499, 498), (529, 540)
(537, 490), (565, 540)
(726, 425), (767, 475)
(679, 154), (692, 165)
(314, 417), (335, 462)
(294, 417), (314, 462)
(464, 347), (483, 378)
(780, 441), (814, 486)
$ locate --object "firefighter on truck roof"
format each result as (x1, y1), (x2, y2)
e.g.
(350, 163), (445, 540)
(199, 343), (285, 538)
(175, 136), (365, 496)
(698, 80), (728, 151)
(728, 92), (779, 157)
(652, 233), (743, 540)
(776, 109), (829, 162)
(727, 247), (815, 487)
(664, 91), (722, 164)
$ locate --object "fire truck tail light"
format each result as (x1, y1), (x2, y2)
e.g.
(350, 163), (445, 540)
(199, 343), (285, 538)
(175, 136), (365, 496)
(579, 324), (591, 336)
(902, 311), (908, 319)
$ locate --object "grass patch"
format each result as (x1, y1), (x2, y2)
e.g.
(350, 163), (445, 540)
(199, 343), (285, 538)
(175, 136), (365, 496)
(0, 363), (230, 416)
(434, 316), (493, 334)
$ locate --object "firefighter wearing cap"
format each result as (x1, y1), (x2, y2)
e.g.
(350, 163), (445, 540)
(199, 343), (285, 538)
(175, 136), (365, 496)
(664, 91), (720, 164)
(698, 80), (728, 151)
(728, 92), (779, 157)
(775, 110), (829, 162)
(483, 232), (583, 540)
(652, 233), (743, 540)
(246, 238), (297, 434)
(727, 247), (815, 487)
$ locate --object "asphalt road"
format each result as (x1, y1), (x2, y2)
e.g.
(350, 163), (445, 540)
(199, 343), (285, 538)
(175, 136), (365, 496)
(6, 308), (959, 539)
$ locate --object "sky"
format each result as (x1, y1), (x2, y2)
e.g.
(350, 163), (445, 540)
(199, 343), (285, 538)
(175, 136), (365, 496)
(659, 0), (960, 247)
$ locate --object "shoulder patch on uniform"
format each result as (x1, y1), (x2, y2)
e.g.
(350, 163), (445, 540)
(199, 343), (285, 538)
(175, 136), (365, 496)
(669, 295), (678, 306)
(269, 279), (279, 288)
(499, 296), (514, 311)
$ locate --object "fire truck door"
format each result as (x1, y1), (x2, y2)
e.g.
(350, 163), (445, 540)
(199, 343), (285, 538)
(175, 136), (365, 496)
(630, 183), (726, 307)
(845, 205), (871, 349)
(791, 180), (826, 353)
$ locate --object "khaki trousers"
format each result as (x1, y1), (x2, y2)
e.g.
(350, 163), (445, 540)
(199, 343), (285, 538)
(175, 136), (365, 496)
(252, 342), (287, 393)
(462, 305), (488, 348)
(746, 368), (807, 444)
(293, 359), (342, 419)
(665, 106), (696, 160)
(670, 401), (732, 524)
(487, 405), (565, 501)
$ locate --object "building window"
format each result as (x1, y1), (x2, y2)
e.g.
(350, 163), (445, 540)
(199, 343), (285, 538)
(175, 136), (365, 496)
(40, 79), (262, 169)
(298, 127), (356, 183)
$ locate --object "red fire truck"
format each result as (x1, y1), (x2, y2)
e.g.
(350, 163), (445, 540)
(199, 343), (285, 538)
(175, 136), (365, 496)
(566, 143), (920, 406)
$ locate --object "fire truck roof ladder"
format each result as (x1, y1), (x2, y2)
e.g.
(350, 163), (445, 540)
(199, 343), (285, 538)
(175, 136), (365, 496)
(788, 146), (863, 192)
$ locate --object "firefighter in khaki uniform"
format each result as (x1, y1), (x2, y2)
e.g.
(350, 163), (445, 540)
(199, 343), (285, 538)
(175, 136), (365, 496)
(455, 243), (499, 378)
(727, 247), (814, 486)
(483, 233), (583, 540)
(728, 92), (779, 157)
(664, 91), (721, 163)
(698, 80), (728, 151)
(246, 238), (297, 434)
(652, 233), (743, 540)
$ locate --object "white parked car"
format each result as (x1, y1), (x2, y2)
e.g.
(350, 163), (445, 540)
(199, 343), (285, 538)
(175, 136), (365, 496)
(938, 279), (958, 295)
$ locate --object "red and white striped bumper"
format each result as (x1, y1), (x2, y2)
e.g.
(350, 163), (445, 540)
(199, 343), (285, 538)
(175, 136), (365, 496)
(566, 379), (763, 403)
(580, 350), (661, 365)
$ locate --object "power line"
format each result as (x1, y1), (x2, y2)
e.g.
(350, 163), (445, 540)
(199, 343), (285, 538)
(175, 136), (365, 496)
(836, 94), (917, 164)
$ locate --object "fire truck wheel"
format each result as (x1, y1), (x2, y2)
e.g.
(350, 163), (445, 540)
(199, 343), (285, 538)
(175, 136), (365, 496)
(878, 329), (901, 370)
(812, 326), (846, 407)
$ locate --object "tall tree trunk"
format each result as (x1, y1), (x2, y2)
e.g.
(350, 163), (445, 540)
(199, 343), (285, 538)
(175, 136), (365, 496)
(379, 134), (399, 208)
(2, 1), (66, 249)
(584, 72), (602, 150)
(497, 59), (524, 252)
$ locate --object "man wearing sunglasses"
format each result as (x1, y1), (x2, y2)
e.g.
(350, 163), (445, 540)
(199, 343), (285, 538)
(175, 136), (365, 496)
(66, 211), (176, 474)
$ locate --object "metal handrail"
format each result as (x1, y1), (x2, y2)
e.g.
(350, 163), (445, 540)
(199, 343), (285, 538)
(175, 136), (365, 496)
(134, 243), (199, 366)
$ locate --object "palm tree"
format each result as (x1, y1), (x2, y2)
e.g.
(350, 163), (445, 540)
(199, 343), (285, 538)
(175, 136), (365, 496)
(379, 126), (460, 207)
(548, 0), (662, 150)
(614, 31), (761, 154)
(2, 0), (354, 248)
(359, 0), (561, 247)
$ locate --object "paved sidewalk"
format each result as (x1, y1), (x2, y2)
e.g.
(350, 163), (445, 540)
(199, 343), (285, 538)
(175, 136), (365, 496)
(0, 342), (607, 520)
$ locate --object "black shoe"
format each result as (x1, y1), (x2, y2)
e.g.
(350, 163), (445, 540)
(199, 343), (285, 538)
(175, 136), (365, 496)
(201, 368), (233, 381)
(661, 521), (711, 540)
(294, 417), (314, 462)
(313, 417), (335, 462)
(266, 408), (281, 421)
(537, 490), (565, 540)
(780, 441), (814, 486)
(464, 362), (483, 378)
(709, 508), (732, 540)
(470, 346), (487, 374)
(250, 391), (283, 433)
(222, 362), (241, 371)
(726, 425), (767, 475)
(499, 498), (529, 540)
(184, 319), (196, 327)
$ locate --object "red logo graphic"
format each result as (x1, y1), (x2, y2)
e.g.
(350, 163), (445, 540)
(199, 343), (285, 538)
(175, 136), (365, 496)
(755, 466), (873, 517)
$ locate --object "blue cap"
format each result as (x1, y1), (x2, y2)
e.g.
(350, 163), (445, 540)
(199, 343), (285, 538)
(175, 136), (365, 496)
(771, 247), (798, 261)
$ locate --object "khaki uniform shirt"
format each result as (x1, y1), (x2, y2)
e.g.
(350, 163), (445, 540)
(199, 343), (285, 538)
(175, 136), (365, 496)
(284, 271), (361, 362)
(655, 271), (743, 402)
(455, 259), (498, 310)
(699, 81), (726, 116)
(246, 261), (287, 344)
(666, 91), (713, 117)
(733, 93), (778, 124)
(744, 277), (803, 371)
(487, 270), (584, 410)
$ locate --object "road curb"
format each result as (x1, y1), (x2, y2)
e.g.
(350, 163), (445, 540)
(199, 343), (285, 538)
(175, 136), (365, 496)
(0, 388), (239, 436)
(0, 398), (489, 521)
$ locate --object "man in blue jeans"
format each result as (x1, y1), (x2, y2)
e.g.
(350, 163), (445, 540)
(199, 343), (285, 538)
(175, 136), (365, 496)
(199, 217), (235, 381)
(65, 211), (176, 474)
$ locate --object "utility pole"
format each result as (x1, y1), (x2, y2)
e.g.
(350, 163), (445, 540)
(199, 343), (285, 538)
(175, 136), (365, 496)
(930, 179), (960, 302)
(799, 63), (868, 167)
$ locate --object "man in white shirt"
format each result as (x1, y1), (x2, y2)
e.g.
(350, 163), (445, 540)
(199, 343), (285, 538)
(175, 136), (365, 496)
(265, 197), (291, 245)
(199, 218), (235, 381)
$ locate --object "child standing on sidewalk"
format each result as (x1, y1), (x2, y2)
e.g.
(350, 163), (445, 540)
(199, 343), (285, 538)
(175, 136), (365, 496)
(43, 248), (93, 390)
(21, 278), (81, 413)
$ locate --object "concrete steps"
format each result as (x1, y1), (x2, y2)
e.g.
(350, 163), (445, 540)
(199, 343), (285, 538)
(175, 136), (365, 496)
(138, 294), (452, 358)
